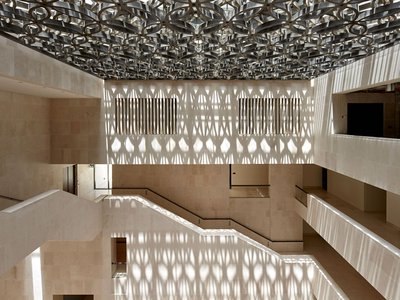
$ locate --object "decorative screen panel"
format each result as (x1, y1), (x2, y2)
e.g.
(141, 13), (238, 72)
(238, 97), (301, 135)
(115, 98), (178, 135)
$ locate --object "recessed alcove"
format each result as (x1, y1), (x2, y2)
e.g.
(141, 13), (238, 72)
(332, 84), (400, 138)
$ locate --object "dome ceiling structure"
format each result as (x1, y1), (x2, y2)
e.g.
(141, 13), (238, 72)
(1, 0), (400, 80)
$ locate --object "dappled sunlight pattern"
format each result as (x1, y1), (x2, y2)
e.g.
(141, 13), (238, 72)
(306, 194), (400, 300)
(312, 43), (400, 195)
(104, 81), (314, 164)
(105, 195), (347, 299)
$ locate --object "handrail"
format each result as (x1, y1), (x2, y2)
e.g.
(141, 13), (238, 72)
(2, 190), (59, 213)
(106, 193), (349, 299)
(305, 193), (400, 299)
(112, 188), (303, 247)
(295, 185), (308, 207)
(0, 194), (23, 202)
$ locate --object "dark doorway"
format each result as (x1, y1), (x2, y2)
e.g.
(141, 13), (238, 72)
(347, 103), (384, 137)
(63, 165), (77, 195)
(322, 168), (327, 191)
(111, 237), (127, 277)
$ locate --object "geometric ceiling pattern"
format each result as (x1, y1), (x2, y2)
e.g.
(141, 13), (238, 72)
(1, 0), (400, 80)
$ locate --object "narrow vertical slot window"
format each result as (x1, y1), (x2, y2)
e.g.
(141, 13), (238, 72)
(111, 237), (127, 278)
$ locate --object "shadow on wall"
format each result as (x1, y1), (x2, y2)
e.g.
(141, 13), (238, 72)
(109, 198), (313, 299)
(104, 80), (314, 164)
(106, 196), (347, 299)
(115, 232), (313, 299)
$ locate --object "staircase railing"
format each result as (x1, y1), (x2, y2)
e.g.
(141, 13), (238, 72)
(112, 187), (303, 251)
(296, 188), (400, 300)
(295, 185), (308, 207)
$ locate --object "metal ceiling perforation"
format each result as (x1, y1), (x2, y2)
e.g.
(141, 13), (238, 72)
(1, 0), (400, 80)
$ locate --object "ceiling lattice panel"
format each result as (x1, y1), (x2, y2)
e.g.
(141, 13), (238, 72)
(1, 0), (400, 80)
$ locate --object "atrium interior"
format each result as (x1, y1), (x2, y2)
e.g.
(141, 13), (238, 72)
(0, 0), (399, 299)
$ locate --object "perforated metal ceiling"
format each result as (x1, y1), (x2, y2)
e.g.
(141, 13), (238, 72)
(1, 0), (400, 80)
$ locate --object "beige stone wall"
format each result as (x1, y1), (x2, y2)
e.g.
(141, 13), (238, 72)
(387, 192), (400, 228)
(0, 35), (103, 99)
(302, 164), (322, 188)
(327, 170), (365, 210)
(112, 164), (303, 242)
(0, 90), (63, 200)
(0, 238), (108, 300)
(50, 98), (107, 164)
(0, 250), (36, 300)
(41, 237), (109, 300)
(113, 165), (229, 218)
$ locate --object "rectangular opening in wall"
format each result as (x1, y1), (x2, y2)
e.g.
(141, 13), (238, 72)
(111, 237), (127, 278)
(63, 165), (77, 195)
(238, 97), (301, 135)
(94, 164), (112, 189)
(229, 164), (270, 198)
(53, 295), (94, 300)
(115, 97), (178, 135)
(333, 89), (399, 138)
(347, 103), (383, 137)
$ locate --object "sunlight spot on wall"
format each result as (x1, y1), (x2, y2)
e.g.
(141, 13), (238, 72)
(259, 139), (270, 154)
(294, 265), (303, 282)
(143, 264), (152, 281)
(111, 138), (121, 152)
(172, 264), (182, 280)
(185, 264), (196, 281)
(165, 233), (171, 243)
(243, 265), (250, 281)
(248, 138), (257, 153)
(213, 264), (223, 281)
(254, 263), (263, 281)
(132, 264), (141, 281)
(302, 139), (312, 154)
(179, 233), (186, 243)
(179, 138), (189, 152)
(138, 137), (146, 152)
(138, 232), (145, 244)
(166, 138), (176, 152)
(226, 264), (237, 281)
(206, 138), (216, 152)
(193, 138), (203, 152)
(288, 139), (298, 154)
(200, 264), (209, 281)
(31, 248), (43, 300)
(124, 138), (134, 152)
(151, 138), (162, 152)
(267, 264), (276, 281)
(279, 140), (285, 152)
(158, 264), (168, 281)
(220, 138), (230, 153)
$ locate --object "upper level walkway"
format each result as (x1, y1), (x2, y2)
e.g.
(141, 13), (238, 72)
(295, 187), (400, 300)
(305, 188), (400, 249)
